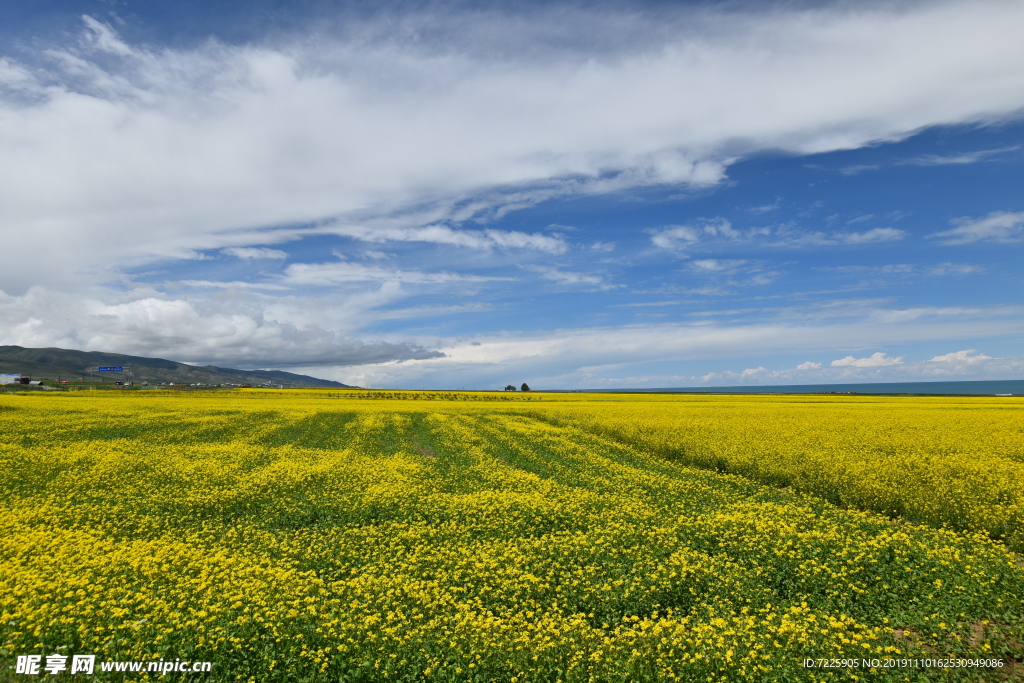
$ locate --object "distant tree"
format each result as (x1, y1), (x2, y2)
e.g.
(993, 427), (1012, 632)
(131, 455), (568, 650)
(504, 384), (516, 391)
(521, 383), (530, 392)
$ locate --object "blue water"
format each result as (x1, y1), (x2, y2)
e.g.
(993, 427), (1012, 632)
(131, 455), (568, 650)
(588, 380), (1024, 395)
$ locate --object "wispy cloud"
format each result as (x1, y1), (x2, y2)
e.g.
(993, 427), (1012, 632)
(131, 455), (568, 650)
(838, 164), (881, 176)
(222, 247), (288, 259)
(821, 264), (915, 274)
(651, 221), (904, 251)
(523, 265), (616, 290)
(176, 280), (289, 290)
(322, 223), (568, 253)
(816, 146), (1019, 176)
(687, 259), (748, 273)
(928, 211), (1024, 244)
(819, 262), (982, 277)
(282, 261), (514, 286)
(748, 199), (782, 215)
(929, 262), (984, 275)
(898, 145), (1019, 166)
(683, 350), (1022, 388)
(649, 219), (756, 252)
(771, 226), (907, 247)
(836, 228), (906, 244)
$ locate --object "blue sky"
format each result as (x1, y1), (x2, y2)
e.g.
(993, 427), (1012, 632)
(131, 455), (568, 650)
(1, 0), (1022, 388)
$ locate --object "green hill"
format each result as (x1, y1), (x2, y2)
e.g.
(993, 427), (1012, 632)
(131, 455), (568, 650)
(0, 346), (357, 388)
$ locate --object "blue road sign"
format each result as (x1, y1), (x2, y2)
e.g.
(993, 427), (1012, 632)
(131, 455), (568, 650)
(97, 367), (124, 372)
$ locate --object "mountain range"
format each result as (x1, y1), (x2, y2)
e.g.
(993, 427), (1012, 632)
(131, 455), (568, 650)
(0, 346), (356, 388)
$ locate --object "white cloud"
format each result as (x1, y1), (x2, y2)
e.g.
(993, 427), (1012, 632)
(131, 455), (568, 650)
(928, 211), (1024, 244)
(899, 145), (1019, 166)
(828, 145), (1019, 174)
(831, 352), (903, 367)
(688, 259), (748, 272)
(836, 227), (906, 244)
(222, 247), (288, 259)
(3, 3), (1024, 384)
(679, 259), (779, 288)
(0, 286), (440, 367)
(929, 349), (992, 363)
(652, 221), (906, 251)
(671, 351), (1024, 390)
(929, 262), (984, 275)
(748, 200), (781, 215)
(80, 15), (134, 58)
(649, 219), (739, 252)
(523, 265), (615, 290)
(314, 306), (1024, 387)
(176, 280), (289, 290)
(281, 261), (513, 286)
(6, 275), (1021, 389)
(650, 225), (702, 251)
(868, 306), (984, 323)
(838, 164), (881, 176)
(3, 1), (1024, 292)
(822, 263), (984, 277)
(323, 223), (568, 253)
(823, 264), (915, 274)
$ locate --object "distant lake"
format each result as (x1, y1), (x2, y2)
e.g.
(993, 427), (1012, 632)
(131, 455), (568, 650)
(588, 379), (1024, 395)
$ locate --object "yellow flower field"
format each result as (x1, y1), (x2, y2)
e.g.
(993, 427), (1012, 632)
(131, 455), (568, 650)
(1, 389), (1022, 681)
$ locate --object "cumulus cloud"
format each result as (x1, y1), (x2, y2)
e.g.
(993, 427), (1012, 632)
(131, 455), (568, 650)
(796, 361), (821, 370)
(0, 286), (441, 367)
(929, 349), (992, 363)
(928, 211), (1024, 244)
(649, 219), (739, 252)
(649, 225), (701, 252)
(831, 352), (903, 367)
(222, 247), (289, 259)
